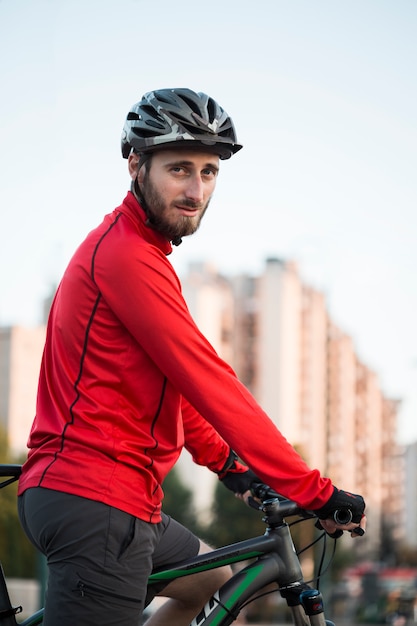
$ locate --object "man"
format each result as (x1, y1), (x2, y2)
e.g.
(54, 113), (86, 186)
(18, 88), (366, 626)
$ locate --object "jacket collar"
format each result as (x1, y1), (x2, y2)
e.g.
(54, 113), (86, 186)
(121, 191), (173, 256)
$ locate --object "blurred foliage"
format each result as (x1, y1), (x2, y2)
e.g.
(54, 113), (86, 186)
(397, 544), (417, 566)
(203, 479), (265, 547)
(0, 427), (37, 578)
(162, 466), (203, 537)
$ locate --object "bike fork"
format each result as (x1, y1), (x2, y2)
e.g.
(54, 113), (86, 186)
(288, 589), (335, 626)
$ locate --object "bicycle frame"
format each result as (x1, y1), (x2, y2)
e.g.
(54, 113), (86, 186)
(148, 521), (327, 626)
(0, 464), (334, 626)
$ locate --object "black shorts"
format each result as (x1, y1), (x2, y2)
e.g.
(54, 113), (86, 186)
(18, 487), (200, 626)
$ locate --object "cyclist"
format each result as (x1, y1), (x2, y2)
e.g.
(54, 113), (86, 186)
(17, 88), (366, 626)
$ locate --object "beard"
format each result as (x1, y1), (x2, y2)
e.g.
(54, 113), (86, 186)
(139, 172), (210, 242)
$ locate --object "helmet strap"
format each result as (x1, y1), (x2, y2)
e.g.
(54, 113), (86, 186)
(131, 152), (151, 206)
(130, 153), (183, 248)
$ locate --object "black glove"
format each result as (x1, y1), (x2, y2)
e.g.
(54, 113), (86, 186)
(314, 487), (365, 524)
(218, 450), (261, 495)
(220, 466), (261, 495)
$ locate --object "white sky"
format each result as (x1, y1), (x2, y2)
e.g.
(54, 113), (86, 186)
(1, 0), (416, 443)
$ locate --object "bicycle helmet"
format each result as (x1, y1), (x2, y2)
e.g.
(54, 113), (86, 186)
(121, 88), (242, 160)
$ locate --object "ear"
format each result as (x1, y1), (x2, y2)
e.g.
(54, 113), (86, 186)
(128, 153), (140, 181)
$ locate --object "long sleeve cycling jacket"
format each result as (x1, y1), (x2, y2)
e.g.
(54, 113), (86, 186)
(18, 192), (333, 522)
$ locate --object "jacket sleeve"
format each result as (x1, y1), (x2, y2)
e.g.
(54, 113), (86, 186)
(94, 230), (334, 510)
(181, 397), (231, 473)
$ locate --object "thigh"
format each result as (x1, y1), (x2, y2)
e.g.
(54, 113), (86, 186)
(145, 513), (200, 605)
(151, 513), (200, 569)
(160, 540), (232, 601)
(19, 488), (159, 626)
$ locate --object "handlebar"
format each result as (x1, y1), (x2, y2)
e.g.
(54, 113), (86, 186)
(0, 464), (22, 478)
(249, 482), (311, 526)
(250, 481), (363, 535)
(0, 464), (22, 490)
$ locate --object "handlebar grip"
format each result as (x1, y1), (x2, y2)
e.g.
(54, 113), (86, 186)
(333, 509), (353, 525)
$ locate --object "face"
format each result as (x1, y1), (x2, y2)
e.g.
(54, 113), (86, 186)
(128, 150), (219, 241)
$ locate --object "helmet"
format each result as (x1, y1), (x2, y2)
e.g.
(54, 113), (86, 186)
(121, 88), (242, 160)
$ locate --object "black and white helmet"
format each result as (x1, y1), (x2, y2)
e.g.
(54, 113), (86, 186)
(121, 88), (242, 160)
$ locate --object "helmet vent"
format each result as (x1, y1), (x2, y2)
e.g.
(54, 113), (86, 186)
(206, 98), (218, 124)
(132, 127), (159, 139)
(146, 119), (166, 130)
(180, 95), (202, 118)
(155, 92), (176, 105)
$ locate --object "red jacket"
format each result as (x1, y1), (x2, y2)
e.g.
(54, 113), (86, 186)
(18, 192), (333, 521)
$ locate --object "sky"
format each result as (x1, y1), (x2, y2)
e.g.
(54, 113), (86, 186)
(1, 0), (416, 443)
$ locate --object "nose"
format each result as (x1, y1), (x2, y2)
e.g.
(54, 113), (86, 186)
(184, 174), (204, 203)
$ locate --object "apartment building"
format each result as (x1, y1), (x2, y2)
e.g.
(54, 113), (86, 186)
(255, 258), (328, 473)
(256, 259), (303, 448)
(0, 259), (406, 557)
(0, 326), (45, 456)
(180, 258), (403, 558)
(404, 442), (417, 547)
(178, 262), (236, 516)
(256, 259), (404, 558)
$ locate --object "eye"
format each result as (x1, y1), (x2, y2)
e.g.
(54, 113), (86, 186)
(170, 165), (187, 176)
(202, 168), (217, 178)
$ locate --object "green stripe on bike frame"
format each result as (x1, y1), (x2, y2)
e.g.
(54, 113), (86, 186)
(208, 563), (264, 626)
(149, 551), (263, 583)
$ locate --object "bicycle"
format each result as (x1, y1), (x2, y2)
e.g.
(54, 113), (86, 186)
(0, 463), (352, 625)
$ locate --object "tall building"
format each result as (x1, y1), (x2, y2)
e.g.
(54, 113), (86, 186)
(326, 324), (358, 484)
(256, 258), (328, 472)
(0, 258), (405, 559)
(180, 258), (403, 558)
(404, 442), (417, 547)
(256, 259), (302, 447)
(229, 273), (258, 394)
(178, 262), (236, 517)
(299, 284), (328, 472)
(382, 398), (404, 547)
(0, 326), (45, 455)
(181, 262), (235, 363)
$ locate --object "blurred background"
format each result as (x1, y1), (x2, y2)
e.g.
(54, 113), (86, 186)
(1, 2), (417, 623)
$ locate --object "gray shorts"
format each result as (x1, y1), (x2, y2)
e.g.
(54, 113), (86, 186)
(18, 487), (199, 626)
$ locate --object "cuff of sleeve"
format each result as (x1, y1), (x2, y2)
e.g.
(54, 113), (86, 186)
(216, 449), (238, 475)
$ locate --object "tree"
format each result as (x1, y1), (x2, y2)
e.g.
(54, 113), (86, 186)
(0, 428), (37, 578)
(162, 466), (203, 537)
(203, 480), (265, 548)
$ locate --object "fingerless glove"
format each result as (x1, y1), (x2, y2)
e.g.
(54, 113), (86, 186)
(218, 450), (261, 495)
(314, 487), (365, 523)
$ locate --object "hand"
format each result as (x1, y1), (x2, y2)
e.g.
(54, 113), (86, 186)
(314, 487), (366, 538)
(318, 514), (367, 538)
(219, 462), (261, 497)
